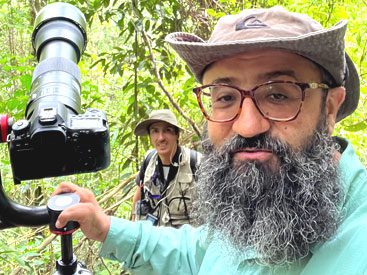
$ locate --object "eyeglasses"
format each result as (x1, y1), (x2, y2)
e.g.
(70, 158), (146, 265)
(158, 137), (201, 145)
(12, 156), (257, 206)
(193, 81), (329, 122)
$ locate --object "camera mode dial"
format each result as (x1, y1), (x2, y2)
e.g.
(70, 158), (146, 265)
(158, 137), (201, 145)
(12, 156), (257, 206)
(12, 120), (30, 135)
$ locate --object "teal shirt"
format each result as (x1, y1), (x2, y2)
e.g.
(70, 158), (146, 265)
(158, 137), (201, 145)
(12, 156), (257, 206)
(100, 139), (367, 274)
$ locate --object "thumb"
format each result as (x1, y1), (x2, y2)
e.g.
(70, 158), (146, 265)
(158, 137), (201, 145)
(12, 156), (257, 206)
(54, 204), (81, 229)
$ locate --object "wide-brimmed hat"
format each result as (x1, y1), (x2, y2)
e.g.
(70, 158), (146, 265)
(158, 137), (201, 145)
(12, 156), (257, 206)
(165, 6), (359, 121)
(134, 109), (184, 136)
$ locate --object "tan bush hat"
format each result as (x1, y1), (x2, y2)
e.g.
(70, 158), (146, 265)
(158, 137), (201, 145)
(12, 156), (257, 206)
(134, 109), (184, 136)
(165, 6), (359, 121)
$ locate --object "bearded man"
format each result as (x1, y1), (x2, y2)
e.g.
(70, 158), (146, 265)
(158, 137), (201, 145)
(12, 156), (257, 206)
(53, 6), (367, 274)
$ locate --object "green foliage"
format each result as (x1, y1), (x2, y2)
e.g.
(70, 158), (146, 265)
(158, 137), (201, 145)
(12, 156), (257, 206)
(0, 0), (366, 273)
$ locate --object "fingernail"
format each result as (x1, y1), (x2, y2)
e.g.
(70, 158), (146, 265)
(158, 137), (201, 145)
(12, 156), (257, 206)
(55, 221), (61, 228)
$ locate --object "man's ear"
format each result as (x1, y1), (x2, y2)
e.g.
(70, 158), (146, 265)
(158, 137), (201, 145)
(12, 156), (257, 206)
(326, 87), (346, 134)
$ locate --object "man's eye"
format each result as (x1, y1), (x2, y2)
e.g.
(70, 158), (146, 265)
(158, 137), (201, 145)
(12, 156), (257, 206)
(260, 83), (300, 104)
(267, 93), (289, 101)
(215, 94), (235, 102)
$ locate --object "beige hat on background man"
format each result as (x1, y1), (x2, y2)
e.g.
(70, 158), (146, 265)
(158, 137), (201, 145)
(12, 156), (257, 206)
(134, 109), (184, 136)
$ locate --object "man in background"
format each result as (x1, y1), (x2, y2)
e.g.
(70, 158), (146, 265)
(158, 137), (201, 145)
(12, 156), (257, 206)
(131, 109), (201, 227)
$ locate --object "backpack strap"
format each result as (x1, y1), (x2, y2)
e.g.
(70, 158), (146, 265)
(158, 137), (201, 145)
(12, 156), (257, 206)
(139, 149), (156, 199)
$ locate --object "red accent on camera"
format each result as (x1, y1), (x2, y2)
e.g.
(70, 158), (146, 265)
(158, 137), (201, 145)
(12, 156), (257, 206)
(0, 115), (9, 143)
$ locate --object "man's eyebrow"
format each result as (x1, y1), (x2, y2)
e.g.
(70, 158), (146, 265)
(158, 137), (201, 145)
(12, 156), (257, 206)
(258, 70), (297, 81)
(210, 77), (237, 85)
(209, 71), (298, 85)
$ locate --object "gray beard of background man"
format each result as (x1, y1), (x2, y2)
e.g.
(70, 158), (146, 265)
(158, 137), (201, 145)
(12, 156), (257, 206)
(192, 120), (342, 266)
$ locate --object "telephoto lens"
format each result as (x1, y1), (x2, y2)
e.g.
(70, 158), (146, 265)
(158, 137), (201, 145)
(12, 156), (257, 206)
(7, 2), (110, 183)
(28, 2), (87, 146)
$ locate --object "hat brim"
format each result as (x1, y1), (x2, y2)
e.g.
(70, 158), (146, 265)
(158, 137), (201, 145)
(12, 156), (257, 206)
(134, 119), (184, 136)
(166, 20), (359, 121)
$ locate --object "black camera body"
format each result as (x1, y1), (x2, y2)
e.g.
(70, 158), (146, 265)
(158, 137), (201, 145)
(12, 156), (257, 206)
(135, 199), (153, 216)
(135, 199), (159, 225)
(8, 107), (109, 184)
(3, 2), (110, 184)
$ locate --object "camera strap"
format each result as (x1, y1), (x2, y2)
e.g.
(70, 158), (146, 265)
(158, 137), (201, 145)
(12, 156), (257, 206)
(138, 149), (156, 200)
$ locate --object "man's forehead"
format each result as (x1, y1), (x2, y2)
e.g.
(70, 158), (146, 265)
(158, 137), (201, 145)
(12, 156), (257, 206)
(202, 49), (321, 84)
(150, 122), (174, 129)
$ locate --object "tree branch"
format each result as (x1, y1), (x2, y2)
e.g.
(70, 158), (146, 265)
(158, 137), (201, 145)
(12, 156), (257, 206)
(140, 29), (202, 138)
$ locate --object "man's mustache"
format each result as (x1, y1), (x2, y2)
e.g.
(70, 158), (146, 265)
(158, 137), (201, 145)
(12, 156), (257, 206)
(222, 134), (286, 157)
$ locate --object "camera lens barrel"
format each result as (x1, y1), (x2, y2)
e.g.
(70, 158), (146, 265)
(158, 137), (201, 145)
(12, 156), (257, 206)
(27, 2), (88, 119)
(32, 2), (87, 62)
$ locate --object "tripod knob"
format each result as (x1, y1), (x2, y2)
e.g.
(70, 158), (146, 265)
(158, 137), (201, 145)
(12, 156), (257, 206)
(47, 193), (80, 235)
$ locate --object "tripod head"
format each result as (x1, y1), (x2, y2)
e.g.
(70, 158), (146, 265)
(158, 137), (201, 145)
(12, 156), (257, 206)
(48, 193), (92, 275)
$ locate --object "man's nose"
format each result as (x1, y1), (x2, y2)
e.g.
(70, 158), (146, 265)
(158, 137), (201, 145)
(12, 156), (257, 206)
(232, 98), (271, 138)
(157, 131), (166, 140)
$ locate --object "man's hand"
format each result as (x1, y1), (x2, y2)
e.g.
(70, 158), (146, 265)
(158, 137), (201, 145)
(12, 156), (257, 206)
(52, 182), (111, 242)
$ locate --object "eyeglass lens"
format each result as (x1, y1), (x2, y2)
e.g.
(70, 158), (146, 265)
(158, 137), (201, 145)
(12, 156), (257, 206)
(199, 82), (303, 121)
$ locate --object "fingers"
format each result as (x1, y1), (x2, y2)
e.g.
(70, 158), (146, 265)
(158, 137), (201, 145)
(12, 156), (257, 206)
(56, 202), (110, 241)
(52, 182), (79, 196)
(56, 202), (91, 228)
(52, 182), (110, 241)
(52, 182), (98, 205)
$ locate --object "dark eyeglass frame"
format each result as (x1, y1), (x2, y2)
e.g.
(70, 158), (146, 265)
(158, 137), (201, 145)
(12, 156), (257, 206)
(193, 80), (329, 122)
